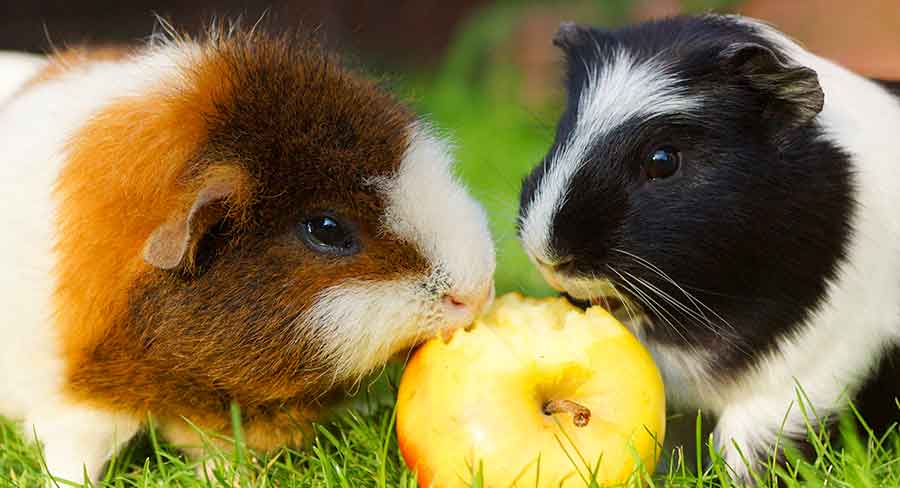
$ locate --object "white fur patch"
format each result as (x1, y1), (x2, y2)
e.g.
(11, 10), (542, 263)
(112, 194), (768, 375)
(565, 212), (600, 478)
(382, 124), (496, 294)
(0, 52), (46, 105)
(298, 279), (444, 382)
(519, 49), (700, 263)
(27, 405), (140, 485)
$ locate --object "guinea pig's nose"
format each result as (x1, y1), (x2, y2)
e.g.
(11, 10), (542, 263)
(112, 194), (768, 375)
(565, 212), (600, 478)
(444, 280), (495, 317)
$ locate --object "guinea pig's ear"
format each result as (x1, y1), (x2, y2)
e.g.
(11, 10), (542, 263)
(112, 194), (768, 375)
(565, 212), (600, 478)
(553, 21), (592, 52)
(719, 42), (824, 126)
(553, 22), (608, 83)
(142, 166), (251, 273)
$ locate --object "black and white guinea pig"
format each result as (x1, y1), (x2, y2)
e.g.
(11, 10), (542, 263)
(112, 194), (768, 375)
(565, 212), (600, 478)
(0, 26), (494, 484)
(518, 13), (900, 479)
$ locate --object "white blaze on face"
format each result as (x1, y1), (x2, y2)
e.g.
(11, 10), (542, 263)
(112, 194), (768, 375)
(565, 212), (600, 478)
(518, 49), (700, 264)
(383, 123), (496, 294)
(301, 122), (496, 381)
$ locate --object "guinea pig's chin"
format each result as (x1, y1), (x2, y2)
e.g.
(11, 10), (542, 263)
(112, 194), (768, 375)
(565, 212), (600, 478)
(547, 275), (617, 303)
(295, 279), (449, 382)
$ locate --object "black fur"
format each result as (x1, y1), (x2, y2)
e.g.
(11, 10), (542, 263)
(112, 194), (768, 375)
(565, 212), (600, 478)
(854, 344), (900, 434)
(521, 15), (855, 377)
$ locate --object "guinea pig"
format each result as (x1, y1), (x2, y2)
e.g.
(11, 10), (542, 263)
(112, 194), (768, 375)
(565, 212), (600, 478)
(518, 14), (900, 480)
(0, 25), (495, 484)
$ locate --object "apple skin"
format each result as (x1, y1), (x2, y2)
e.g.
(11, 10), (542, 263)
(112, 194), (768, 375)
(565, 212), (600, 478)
(396, 293), (666, 487)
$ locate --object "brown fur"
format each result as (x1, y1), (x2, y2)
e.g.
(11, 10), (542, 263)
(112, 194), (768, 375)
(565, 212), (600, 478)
(54, 31), (429, 451)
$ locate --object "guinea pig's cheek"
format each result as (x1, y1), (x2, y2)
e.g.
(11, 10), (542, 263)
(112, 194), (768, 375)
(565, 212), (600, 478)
(298, 278), (437, 379)
(357, 233), (431, 281)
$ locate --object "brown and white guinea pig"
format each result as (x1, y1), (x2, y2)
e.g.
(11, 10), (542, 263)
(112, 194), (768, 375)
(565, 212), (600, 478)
(0, 26), (495, 484)
(518, 14), (900, 480)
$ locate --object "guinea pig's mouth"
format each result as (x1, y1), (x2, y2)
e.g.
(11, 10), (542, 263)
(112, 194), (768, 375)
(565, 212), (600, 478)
(561, 287), (644, 330)
(561, 293), (624, 313)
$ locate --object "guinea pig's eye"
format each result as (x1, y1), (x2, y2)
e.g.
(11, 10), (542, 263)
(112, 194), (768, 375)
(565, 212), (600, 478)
(300, 215), (360, 256)
(645, 147), (681, 180)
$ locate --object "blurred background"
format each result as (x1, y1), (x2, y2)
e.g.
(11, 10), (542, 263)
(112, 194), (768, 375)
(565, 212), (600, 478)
(5, 0), (899, 295)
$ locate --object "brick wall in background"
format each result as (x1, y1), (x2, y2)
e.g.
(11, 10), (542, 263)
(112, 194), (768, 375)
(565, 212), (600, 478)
(740, 0), (900, 79)
(2, 1), (897, 93)
(0, 0), (487, 68)
(490, 0), (900, 112)
(632, 0), (900, 79)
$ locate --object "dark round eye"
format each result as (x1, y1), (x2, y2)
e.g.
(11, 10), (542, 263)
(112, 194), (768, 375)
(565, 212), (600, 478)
(646, 147), (681, 180)
(300, 215), (359, 256)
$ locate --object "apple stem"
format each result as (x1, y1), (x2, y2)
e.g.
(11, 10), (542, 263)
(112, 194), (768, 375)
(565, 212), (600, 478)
(542, 399), (591, 427)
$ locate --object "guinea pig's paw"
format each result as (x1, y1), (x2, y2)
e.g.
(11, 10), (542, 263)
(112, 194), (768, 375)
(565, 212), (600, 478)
(715, 434), (764, 487)
(26, 405), (140, 486)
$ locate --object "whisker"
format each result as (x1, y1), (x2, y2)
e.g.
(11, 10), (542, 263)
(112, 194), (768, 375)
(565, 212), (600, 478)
(607, 266), (693, 348)
(611, 248), (735, 332)
(618, 268), (750, 357)
(621, 282), (693, 349)
(609, 284), (643, 330)
(619, 269), (721, 332)
(612, 248), (712, 318)
(580, 270), (643, 328)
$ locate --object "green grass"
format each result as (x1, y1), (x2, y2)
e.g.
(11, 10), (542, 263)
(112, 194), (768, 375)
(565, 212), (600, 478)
(4, 2), (900, 487)
(4, 367), (900, 487)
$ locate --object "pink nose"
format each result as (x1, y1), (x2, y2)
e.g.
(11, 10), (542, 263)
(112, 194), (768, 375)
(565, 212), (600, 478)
(443, 280), (495, 316)
(446, 295), (466, 307)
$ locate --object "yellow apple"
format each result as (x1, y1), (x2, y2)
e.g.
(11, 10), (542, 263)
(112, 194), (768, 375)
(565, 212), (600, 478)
(396, 293), (666, 487)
